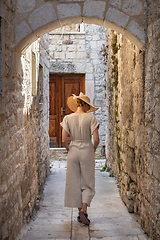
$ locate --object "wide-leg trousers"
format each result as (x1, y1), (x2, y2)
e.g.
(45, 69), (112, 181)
(64, 145), (95, 208)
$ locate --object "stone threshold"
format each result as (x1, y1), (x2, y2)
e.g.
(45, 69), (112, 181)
(50, 147), (106, 161)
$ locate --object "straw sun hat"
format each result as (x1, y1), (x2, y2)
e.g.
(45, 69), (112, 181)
(67, 92), (99, 113)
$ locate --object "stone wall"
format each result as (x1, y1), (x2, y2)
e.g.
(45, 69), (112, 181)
(0, 17), (2, 98)
(49, 23), (108, 157)
(0, 0), (160, 239)
(0, 1), (50, 237)
(143, 1), (160, 238)
(106, 26), (160, 239)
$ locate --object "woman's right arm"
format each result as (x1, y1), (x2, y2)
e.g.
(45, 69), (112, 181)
(62, 128), (69, 152)
(93, 128), (100, 152)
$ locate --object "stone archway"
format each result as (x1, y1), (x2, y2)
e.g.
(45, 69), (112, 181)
(14, 0), (147, 52)
(1, 0), (160, 239)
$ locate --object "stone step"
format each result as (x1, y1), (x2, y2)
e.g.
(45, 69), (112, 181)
(50, 148), (106, 161)
(50, 159), (106, 172)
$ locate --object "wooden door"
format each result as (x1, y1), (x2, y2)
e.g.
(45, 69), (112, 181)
(49, 74), (85, 148)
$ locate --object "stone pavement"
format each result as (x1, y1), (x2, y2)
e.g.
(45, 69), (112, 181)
(17, 160), (148, 240)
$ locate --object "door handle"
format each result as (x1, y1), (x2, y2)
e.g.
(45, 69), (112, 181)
(61, 107), (65, 116)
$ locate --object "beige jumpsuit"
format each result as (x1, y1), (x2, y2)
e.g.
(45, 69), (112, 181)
(60, 113), (99, 208)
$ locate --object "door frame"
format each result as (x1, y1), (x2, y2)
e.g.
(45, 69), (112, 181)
(49, 73), (85, 147)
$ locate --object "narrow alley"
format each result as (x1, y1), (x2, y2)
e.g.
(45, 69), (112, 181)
(17, 160), (148, 240)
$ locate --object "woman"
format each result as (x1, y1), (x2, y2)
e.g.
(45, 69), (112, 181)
(60, 92), (99, 225)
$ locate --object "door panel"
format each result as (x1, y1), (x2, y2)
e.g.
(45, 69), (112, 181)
(49, 78), (57, 147)
(49, 74), (85, 147)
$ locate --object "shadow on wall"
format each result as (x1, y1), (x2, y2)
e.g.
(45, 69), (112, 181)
(0, 34), (50, 239)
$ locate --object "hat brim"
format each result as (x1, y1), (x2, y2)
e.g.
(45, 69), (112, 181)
(67, 96), (99, 113)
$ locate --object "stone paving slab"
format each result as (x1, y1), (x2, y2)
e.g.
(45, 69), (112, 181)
(16, 160), (148, 240)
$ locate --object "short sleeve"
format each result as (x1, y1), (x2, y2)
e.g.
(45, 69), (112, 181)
(91, 115), (99, 134)
(60, 116), (70, 135)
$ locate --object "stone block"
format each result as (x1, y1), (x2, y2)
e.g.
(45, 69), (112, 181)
(90, 52), (98, 59)
(110, 0), (121, 8)
(7, 173), (17, 191)
(127, 130), (135, 148)
(55, 45), (62, 52)
(15, 21), (32, 45)
(17, 0), (35, 13)
(57, 3), (81, 19)
(92, 59), (100, 65)
(83, 1), (106, 19)
(66, 52), (76, 59)
(86, 63), (93, 73)
(62, 45), (67, 52)
(96, 91), (106, 99)
(90, 41), (97, 50)
(122, 0), (143, 16)
(75, 39), (85, 45)
(29, 4), (57, 31)
(85, 35), (93, 41)
(15, 131), (23, 150)
(30, 178), (38, 195)
(93, 35), (100, 41)
(54, 51), (65, 59)
(77, 45), (85, 52)
(153, 155), (160, 181)
(152, 131), (160, 154)
(1, 221), (9, 240)
(76, 52), (85, 59)
(85, 73), (93, 81)
(67, 45), (76, 52)
(154, 83), (160, 100)
(148, 39), (159, 64)
(126, 20), (146, 44)
(74, 62), (86, 72)
(154, 61), (160, 83)
(155, 105), (160, 132)
(17, 109), (24, 130)
(95, 99), (106, 107)
(105, 8), (129, 28)
(152, 19), (160, 39)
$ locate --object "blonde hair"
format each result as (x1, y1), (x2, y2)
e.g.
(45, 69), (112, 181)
(76, 99), (91, 109)
(76, 99), (86, 107)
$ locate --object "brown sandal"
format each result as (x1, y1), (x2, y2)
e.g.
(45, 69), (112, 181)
(79, 211), (90, 225)
(77, 213), (90, 223)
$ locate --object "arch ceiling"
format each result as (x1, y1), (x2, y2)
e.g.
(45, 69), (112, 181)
(13, 0), (147, 51)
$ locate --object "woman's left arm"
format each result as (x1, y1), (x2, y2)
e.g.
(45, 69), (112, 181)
(62, 128), (69, 152)
(93, 128), (100, 152)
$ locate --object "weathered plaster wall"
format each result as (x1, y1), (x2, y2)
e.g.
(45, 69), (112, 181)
(49, 23), (107, 157)
(0, 1), (50, 237)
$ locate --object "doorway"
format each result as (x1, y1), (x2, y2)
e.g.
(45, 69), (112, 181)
(49, 73), (85, 147)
